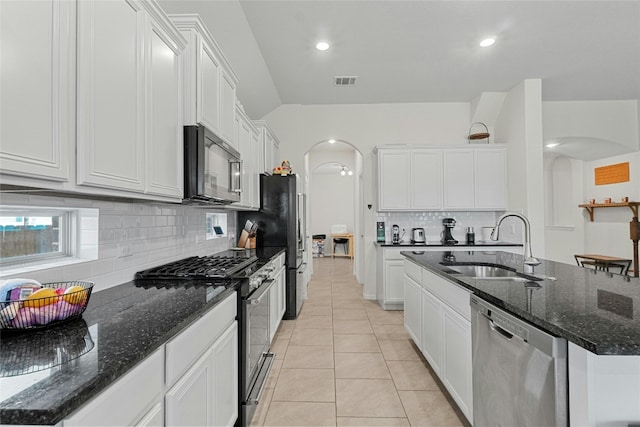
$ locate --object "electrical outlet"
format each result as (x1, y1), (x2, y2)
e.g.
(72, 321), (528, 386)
(117, 244), (133, 258)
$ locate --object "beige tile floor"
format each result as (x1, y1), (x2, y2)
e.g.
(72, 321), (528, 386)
(251, 257), (467, 427)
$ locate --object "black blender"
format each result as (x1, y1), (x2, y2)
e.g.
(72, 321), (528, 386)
(441, 218), (458, 244)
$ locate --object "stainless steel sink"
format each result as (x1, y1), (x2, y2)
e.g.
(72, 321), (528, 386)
(443, 264), (542, 282)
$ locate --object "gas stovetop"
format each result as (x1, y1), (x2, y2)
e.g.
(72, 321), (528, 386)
(135, 254), (258, 280)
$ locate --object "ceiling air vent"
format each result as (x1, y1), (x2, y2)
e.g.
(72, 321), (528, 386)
(334, 76), (358, 86)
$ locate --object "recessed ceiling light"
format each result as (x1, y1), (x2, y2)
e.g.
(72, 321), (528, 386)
(347, 170), (353, 176)
(479, 37), (496, 47)
(546, 142), (560, 148)
(328, 139), (336, 144)
(316, 41), (330, 51)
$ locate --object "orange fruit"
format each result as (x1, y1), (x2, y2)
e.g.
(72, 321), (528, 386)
(62, 286), (88, 305)
(23, 288), (58, 308)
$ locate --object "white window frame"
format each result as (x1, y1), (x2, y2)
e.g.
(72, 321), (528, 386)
(0, 206), (99, 276)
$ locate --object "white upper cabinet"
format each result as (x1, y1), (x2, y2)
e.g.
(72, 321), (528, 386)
(0, 0), (75, 182)
(236, 105), (256, 209)
(254, 121), (281, 174)
(77, 0), (185, 199)
(170, 14), (239, 149)
(377, 148), (442, 211)
(145, 8), (184, 199)
(443, 149), (475, 209)
(77, 0), (146, 193)
(474, 148), (507, 209)
(377, 149), (411, 210)
(411, 149), (443, 210)
(250, 127), (262, 208)
(376, 145), (507, 211)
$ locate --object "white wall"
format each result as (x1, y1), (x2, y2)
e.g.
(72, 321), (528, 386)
(583, 151), (640, 261)
(0, 193), (234, 292)
(494, 79), (546, 257)
(310, 174), (355, 239)
(263, 102), (470, 298)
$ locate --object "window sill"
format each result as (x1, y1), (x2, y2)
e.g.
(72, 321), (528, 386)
(1, 257), (90, 278)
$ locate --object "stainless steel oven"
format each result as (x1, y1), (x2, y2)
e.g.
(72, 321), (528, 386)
(243, 273), (275, 423)
(240, 258), (277, 426)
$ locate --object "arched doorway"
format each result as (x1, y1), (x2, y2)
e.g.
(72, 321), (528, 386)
(304, 140), (364, 283)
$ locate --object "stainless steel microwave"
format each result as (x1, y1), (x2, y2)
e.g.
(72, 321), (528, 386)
(183, 125), (242, 205)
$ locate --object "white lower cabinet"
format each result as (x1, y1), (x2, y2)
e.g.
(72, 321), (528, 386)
(64, 348), (165, 426)
(166, 322), (239, 427)
(441, 305), (472, 418)
(165, 349), (212, 426)
(136, 402), (164, 427)
(269, 265), (286, 343)
(403, 261), (473, 423)
(403, 273), (422, 345)
(420, 288), (443, 376)
(377, 248), (405, 310)
(64, 293), (238, 427)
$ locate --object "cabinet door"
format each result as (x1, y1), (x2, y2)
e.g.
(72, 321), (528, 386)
(65, 348), (164, 426)
(403, 274), (422, 346)
(442, 305), (473, 421)
(199, 40), (221, 135)
(145, 14), (183, 199)
(263, 131), (274, 173)
(269, 279), (279, 343)
(219, 71), (236, 148)
(0, 0), (74, 182)
(277, 267), (286, 321)
(378, 150), (411, 210)
(443, 149), (474, 209)
(474, 148), (507, 209)
(77, 0), (145, 192)
(251, 129), (262, 208)
(211, 322), (238, 427)
(421, 289), (443, 376)
(411, 150), (443, 209)
(135, 401), (163, 427)
(166, 349), (213, 427)
(384, 259), (405, 304)
(238, 116), (252, 207)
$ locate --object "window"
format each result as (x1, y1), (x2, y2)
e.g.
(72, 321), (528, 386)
(0, 210), (69, 266)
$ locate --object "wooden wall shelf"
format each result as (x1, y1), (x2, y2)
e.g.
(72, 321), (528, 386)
(578, 201), (639, 222)
(578, 201), (639, 278)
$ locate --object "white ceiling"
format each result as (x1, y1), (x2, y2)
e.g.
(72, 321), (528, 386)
(161, 1), (640, 120)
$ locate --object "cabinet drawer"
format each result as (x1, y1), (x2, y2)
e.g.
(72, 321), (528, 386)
(422, 270), (471, 321)
(404, 260), (422, 283)
(64, 348), (164, 426)
(166, 292), (237, 386)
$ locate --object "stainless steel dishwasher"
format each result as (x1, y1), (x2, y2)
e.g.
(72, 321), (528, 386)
(470, 296), (568, 426)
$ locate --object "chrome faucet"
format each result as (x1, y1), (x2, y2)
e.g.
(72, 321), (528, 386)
(490, 212), (541, 266)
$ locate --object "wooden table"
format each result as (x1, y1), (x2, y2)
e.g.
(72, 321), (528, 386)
(331, 233), (354, 259)
(574, 254), (632, 275)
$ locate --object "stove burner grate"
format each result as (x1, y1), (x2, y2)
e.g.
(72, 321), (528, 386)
(135, 255), (258, 280)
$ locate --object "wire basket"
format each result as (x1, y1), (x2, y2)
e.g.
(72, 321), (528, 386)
(468, 122), (490, 143)
(0, 281), (94, 330)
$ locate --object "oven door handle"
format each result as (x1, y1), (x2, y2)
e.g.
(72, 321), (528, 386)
(246, 279), (275, 305)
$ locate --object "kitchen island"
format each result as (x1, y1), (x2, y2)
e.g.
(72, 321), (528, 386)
(0, 247), (284, 426)
(402, 250), (640, 426)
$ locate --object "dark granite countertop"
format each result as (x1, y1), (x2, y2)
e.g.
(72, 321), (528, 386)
(402, 250), (640, 356)
(0, 247), (285, 425)
(377, 241), (522, 247)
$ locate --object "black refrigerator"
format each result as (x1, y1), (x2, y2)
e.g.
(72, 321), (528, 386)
(238, 174), (306, 319)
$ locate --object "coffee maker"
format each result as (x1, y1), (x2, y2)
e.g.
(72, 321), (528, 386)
(441, 218), (458, 244)
(392, 224), (400, 244)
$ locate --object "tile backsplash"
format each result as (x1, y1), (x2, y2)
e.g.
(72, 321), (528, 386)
(1, 192), (236, 292)
(376, 211), (521, 244)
